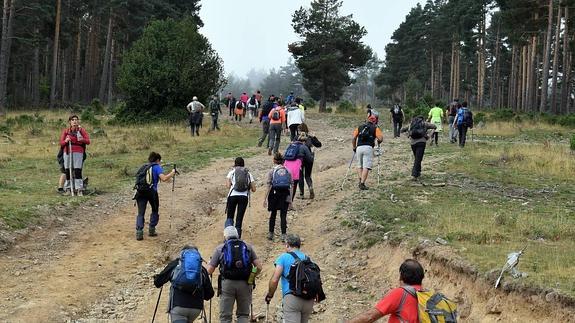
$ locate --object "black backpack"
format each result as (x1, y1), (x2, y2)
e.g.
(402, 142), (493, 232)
(357, 123), (375, 142)
(232, 167), (250, 192)
(271, 108), (281, 121)
(134, 163), (154, 192)
(287, 252), (324, 301)
(249, 97), (257, 106)
(409, 118), (427, 139)
(220, 239), (251, 280)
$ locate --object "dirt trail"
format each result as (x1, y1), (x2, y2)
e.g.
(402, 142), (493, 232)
(0, 118), (570, 323)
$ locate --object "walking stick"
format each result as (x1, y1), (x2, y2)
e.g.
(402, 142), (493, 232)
(68, 140), (75, 196)
(151, 285), (163, 323)
(265, 303), (269, 322)
(340, 151), (356, 190)
(170, 164), (177, 230)
(209, 274), (213, 323)
(376, 145), (381, 185)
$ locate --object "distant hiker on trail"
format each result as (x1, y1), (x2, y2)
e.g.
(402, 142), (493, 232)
(225, 157), (256, 238)
(453, 101), (474, 148)
(265, 234), (326, 323)
(285, 91), (295, 105)
(286, 101), (305, 141)
(134, 152), (177, 240)
(264, 152), (293, 242)
(390, 101), (404, 138)
(297, 127), (321, 199)
(209, 95), (222, 131)
(153, 245), (215, 322)
(187, 96), (205, 137)
(352, 115), (383, 190)
(59, 115), (91, 196)
(258, 95), (275, 149)
(401, 116), (436, 181)
(255, 90), (263, 106)
(447, 99), (461, 143)
(427, 102), (445, 146)
(295, 97), (305, 111)
(346, 259), (425, 323)
(207, 226), (262, 323)
(240, 92), (249, 118)
(284, 133), (314, 202)
(268, 99), (287, 156)
(366, 104), (379, 125)
(226, 92), (236, 117)
(247, 94), (259, 123)
(235, 100), (245, 122)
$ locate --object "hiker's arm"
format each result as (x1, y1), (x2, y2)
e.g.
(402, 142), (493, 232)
(79, 128), (90, 145)
(250, 180), (256, 193)
(202, 268), (215, 300)
(266, 265), (283, 302)
(60, 130), (69, 145)
(253, 258), (263, 275)
(346, 308), (383, 323)
(226, 176), (232, 189)
(375, 128), (383, 143)
(159, 169), (176, 182)
(153, 260), (177, 288)
(352, 129), (358, 151)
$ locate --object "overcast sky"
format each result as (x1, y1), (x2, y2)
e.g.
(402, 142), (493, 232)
(199, 0), (421, 77)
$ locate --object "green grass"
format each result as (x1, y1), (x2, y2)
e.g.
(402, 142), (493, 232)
(0, 111), (259, 228)
(343, 129), (575, 297)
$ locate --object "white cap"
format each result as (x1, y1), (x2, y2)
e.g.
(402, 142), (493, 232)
(193, 96), (198, 101)
(224, 226), (239, 239)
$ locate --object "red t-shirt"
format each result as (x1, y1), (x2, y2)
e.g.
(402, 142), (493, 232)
(374, 285), (421, 323)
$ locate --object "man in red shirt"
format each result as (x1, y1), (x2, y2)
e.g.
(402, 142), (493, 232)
(347, 259), (424, 323)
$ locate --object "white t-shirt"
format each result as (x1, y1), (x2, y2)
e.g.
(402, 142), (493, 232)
(226, 168), (255, 197)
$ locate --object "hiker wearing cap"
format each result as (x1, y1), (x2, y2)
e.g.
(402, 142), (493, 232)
(347, 259), (425, 323)
(265, 234), (326, 323)
(208, 95), (222, 131)
(286, 101), (305, 142)
(225, 157), (256, 238)
(447, 99), (461, 143)
(59, 115), (91, 196)
(153, 245), (215, 322)
(390, 101), (404, 138)
(258, 95), (275, 149)
(352, 115), (383, 190)
(284, 133), (313, 202)
(401, 116), (436, 181)
(187, 96), (205, 137)
(207, 226), (262, 323)
(134, 152), (177, 240)
(268, 98), (287, 156)
(264, 152), (293, 242)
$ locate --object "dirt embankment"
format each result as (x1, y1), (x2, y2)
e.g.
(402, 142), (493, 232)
(0, 118), (571, 323)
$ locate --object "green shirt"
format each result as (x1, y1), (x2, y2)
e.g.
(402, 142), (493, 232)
(428, 107), (444, 122)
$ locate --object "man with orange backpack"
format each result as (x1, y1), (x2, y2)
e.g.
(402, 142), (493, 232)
(268, 98), (286, 156)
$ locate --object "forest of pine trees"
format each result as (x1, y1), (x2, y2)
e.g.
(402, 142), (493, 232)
(376, 0), (575, 114)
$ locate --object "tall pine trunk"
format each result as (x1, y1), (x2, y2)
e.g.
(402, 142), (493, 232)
(73, 19), (82, 102)
(49, 0), (62, 108)
(560, 7), (570, 113)
(99, 9), (113, 102)
(0, 0), (15, 116)
(550, 5), (561, 114)
(107, 39), (114, 107)
(540, 0), (553, 113)
(32, 26), (40, 107)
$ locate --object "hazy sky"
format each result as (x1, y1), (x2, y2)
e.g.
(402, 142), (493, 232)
(199, 0), (421, 77)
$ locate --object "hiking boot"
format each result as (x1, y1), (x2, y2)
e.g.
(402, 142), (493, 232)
(196, 131), (200, 136)
(309, 189), (315, 200)
(280, 234), (287, 242)
(257, 141), (262, 147)
(76, 190), (83, 196)
(136, 229), (144, 241)
(57, 187), (65, 194)
(298, 193), (304, 199)
(63, 190), (71, 196)
(267, 232), (274, 241)
(358, 183), (369, 190)
(268, 149), (272, 156)
(149, 227), (157, 237)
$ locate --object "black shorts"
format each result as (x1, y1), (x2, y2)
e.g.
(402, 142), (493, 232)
(59, 163), (65, 174)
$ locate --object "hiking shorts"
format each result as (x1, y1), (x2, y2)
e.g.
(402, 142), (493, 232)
(356, 145), (373, 170)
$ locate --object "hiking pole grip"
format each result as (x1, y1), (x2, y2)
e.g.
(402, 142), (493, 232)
(151, 285), (163, 323)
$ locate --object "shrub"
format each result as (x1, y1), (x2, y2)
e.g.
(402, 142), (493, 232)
(558, 114), (575, 128)
(475, 112), (486, 124)
(491, 108), (515, 121)
(304, 98), (317, 109)
(80, 109), (101, 126)
(571, 134), (575, 152)
(336, 100), (357, 114)
(90, 99), (105, 115)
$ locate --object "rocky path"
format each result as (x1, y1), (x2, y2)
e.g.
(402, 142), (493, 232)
(0, 117), (570, 322)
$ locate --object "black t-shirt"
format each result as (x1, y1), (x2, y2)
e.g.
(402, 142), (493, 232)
(390, 105), (403, 121)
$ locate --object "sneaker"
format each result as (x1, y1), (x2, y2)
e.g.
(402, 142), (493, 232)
(268, 149), (272, 156)
(57, 187), (65, 194)
(257, 141), (262, 147)
(76, 190), (83, 196)
(358, 183), (369, 190)
(280, 234), (287, 242)
(267, 232), (274, 241)
(149, 227), (157, 237)
(136, 230), (144, 241)
(298, 193), (304, 199)
(309, 189), (315, 200)
(63, 190), (71, 196)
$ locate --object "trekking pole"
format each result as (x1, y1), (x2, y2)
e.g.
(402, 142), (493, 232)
(340, 151), (356, 190)
(376, 145), (381, 185)
(151, 285), (163, 323)
(68, 140), (75, 196)
(170, 164), (177, 231)
(209, 273), (213, 323)
(265, 303), (269, 322)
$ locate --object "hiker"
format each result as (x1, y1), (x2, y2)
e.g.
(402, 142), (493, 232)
(346, 259), (425, 323)
(286, 101), (305, 142)
(352, 115), (383, 190)
(264, 152), (293, 241)
(284, 133), (313, 202)
(240, 92), (249, 118)
(427, 102), (445, 146)
(268, 98), (287, 156)
(153, 245), (215, 322)
(265, 234), (326, 323)
(390, 101), (404, 138)
(59, 115), (91, 196)
(258, 95), (275, 148)
(285, 91), (295, 105)
(226, 93), (236, 117)
(447, 99), (461, 143)
(453, 101), (474, 148)
(295, 97), (305, 111)
(225, 157), (256, 238)
(255, 90), (263, 106)
(366, 104), (379, 124)
(235, 100), (245, 122)
(401, 116), (436, 180)
(187, 96), (205, 137)
(134, 151), (177, 240)
(207, 226), (262, 323)
(247, 94), (259, 123)
(297, 126), (321, 199)
(209, 95), (222, 131)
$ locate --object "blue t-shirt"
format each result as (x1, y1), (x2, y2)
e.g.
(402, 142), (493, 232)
(274, 250), (307, 296)
(151, 164), (163, 191)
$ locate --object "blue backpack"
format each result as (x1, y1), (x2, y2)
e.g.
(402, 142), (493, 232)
(171, 249), (203, 293)
(284, 142), (301, 161)
(272, 166), (291, 189)
(221, 239), (251, 280)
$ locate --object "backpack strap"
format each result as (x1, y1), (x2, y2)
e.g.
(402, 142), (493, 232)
(395, 289), (410, 323)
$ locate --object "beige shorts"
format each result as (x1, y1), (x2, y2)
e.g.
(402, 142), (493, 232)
(356, 145), (373, 169)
